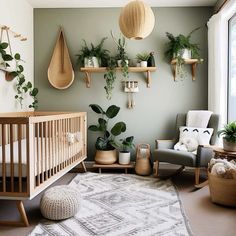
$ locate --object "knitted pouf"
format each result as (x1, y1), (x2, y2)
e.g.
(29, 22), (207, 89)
(40, 185), (81, 220)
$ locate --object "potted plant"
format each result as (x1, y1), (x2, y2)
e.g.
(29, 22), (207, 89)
(165, 27), (201, 79)
(111, 136), (135, 165)
(76, 37), (110, 68)
(88, 104), (126, 164)
(0, 42), (13, 70)
(111, 31), (129, 79)
(217, 121), (236, 152)
(136, 52), (150, 67)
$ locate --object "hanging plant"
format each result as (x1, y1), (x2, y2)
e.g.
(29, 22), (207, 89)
(0, 42), (13, 69)
(10, 53), (39, 109)
(104, 56), (117, 100)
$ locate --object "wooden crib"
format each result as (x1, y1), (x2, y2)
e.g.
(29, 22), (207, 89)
(0, 111), (87, 226)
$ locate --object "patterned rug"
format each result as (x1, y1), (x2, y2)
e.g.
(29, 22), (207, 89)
(29, 172), (192, 236)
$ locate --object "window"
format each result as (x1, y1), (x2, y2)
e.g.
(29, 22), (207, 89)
(228, 14), (236, 122)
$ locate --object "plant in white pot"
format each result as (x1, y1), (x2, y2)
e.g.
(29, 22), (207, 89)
(136, 52), (150, 67)
(217, 121), (236, 152)
(76, 37), (110, 68)
(88, 104), (126, 164)
(112, 136), (135, 165)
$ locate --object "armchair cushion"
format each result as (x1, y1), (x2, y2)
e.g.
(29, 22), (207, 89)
(154, 149), (196, 167)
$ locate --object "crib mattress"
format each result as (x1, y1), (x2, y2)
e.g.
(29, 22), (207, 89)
(0, 138), (83, 178)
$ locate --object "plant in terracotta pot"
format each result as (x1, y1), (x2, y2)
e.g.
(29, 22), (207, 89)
(111, 136), (135, 165)
(165, 27), (201, 80)
(88, 104), (126, 164)
(217, 121), (236, 152)
(76, 37), (110, 67)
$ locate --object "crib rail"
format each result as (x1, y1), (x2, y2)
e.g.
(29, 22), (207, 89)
(0, 112), (87, 200)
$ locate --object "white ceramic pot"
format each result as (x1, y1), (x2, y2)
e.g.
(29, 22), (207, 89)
(84, 57), (93, 67)
(140, 61), (147, 67)
(92, 57), (99, 68)
(174, 49), (191, 59)
(223, 138), (236, 152)
(117, 59), (129, 67)
(119, 151), (131, 165)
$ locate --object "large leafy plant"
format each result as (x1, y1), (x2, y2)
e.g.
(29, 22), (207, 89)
(76, 37), (110, 67)
(88, 104), (126, 150)
(165, 27), (201, 79)
(217, 121), (236, 143)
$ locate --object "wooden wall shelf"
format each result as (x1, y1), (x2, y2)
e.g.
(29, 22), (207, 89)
(80, 67), (156, 88)
(170, 59), (203, 81)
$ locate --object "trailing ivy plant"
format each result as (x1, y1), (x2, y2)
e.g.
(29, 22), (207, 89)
(0, 42), (39, 109)
(104, 56), (117, 100)
(0, 42), (13, 69)
(10, 53), (39, 109)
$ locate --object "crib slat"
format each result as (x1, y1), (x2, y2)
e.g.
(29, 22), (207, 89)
(18, 124), (22, 192)
(48, 121), (51, 178)
(40, 123), (44, 183)
(45, 122), (48, 181)
(10, 124), (14, 192)
(2, 124), (6, 192)
(36, 123), (40, 186)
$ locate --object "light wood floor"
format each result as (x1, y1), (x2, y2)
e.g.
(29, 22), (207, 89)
(0, 165), (235, 236)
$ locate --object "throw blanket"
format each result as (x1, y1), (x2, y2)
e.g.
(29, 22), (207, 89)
(186, 110), (212, 128)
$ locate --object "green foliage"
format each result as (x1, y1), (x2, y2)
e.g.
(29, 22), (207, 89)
(217, 121), (236, 143)
(0, 42), (39, 109)
(111, 136), (135, 152)
(165, 27), (201, 79)
(104, 57), (117, 100)
(136, 52), (150, 62)
(111, 31), (129, 79)
(76, 37), (110, 67)
(88, 104), (127, 150)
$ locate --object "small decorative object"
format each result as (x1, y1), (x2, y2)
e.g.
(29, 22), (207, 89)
(217, 121), (236, 152)
(48, 28), (74, 89)
(119, 0), (155, 40)
(112, 136), (135, 165)
(111, 31), (129, 79)
(135, 144), (152, 176)
(123, 81), (139, 109)
(165, 27), (201, 80)
(76, 37), (109, 67)
(136, 52), (150, 67)
(88, 104), (126, 164)
(147, 51), (155, 67)
(40, 185), (81, 220)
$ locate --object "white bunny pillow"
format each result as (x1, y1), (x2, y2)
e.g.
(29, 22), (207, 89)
(174, 126), (214, 153)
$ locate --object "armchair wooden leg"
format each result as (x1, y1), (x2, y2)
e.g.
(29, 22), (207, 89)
(195, 168), (200, 185)
(154, 160), (159, 177)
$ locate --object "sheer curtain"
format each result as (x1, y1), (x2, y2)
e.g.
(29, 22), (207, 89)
(208, 0), (236, 126)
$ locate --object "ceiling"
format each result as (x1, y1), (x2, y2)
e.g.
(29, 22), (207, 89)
(26, 0), (219, 8)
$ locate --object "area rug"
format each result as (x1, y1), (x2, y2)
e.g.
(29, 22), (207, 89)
(29, 172), (193, 236)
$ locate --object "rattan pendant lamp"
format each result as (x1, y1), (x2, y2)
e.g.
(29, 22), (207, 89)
(119, 0), (155, 40)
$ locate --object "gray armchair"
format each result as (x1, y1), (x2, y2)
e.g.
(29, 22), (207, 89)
(153, 113), (220, 185)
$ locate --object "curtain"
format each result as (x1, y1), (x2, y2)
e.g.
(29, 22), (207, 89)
(208, 0), (236, 126)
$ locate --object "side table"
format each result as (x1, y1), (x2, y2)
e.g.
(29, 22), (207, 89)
(213, 147), (236, 160)
(93, 162), (135, 174)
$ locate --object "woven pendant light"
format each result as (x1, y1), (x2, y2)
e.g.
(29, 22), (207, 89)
(119, 0), (155, 40)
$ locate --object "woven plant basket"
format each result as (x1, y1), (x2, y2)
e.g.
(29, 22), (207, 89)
(208, 171), (236, 207)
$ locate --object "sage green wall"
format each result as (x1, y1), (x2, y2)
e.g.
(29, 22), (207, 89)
(34, 7), (212, 160)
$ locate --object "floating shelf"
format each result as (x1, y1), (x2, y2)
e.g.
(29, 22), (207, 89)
(170, 59), (203, 81)
(80, 67), (156, 88)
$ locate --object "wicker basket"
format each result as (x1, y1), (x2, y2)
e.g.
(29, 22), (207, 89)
(208, 171), (236, 207)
